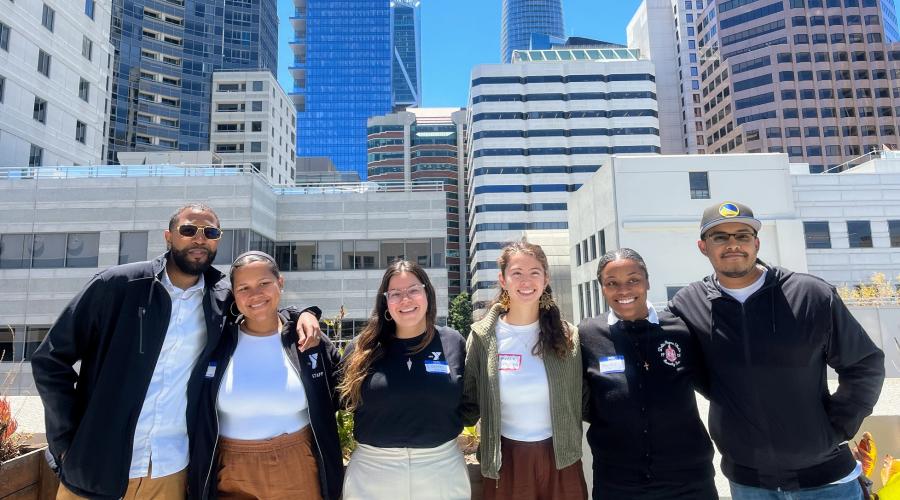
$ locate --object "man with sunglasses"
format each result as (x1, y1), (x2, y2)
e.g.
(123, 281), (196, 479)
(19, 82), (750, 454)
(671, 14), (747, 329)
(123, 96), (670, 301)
(32, 203), (322, 500)
(668, 201), (885, 500)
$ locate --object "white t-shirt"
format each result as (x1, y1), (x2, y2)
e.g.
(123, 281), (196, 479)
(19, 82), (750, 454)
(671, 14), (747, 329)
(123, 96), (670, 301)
(496, 317), (553, 442)
(217, 329), (310, 440)
(719, 269), (767, 304)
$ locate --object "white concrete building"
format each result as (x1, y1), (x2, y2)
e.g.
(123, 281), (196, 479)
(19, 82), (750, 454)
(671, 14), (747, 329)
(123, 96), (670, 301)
(466, 46), (661, 314)
(211, 71), (297, 185)
(0, 0), (113, 167)
(568, 152), (900, 322)
(0, 166), (448, 394)
(627, 0), (704, 155)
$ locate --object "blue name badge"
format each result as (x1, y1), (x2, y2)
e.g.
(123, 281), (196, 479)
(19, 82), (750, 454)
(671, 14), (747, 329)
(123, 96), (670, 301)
(205, 361), (217, 378)
(424, 360), (450, 374)
(598, 356), (625, 374)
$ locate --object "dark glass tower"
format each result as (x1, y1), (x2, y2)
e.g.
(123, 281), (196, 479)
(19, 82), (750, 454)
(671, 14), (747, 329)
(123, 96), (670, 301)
(106, 0), (278, 162)
(500, 0), (565, 63)
(392, 0), (421, 109)
(291, 0), (393, 178)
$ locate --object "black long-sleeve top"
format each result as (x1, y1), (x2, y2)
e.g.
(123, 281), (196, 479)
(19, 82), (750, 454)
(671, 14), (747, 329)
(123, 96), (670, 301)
(345, 325), (466, 448)
(580, 310), (714, 486)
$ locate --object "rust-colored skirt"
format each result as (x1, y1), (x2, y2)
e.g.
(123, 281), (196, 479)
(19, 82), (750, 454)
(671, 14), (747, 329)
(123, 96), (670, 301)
(483, 436), (588, 500)
(217, 426), (322, 500)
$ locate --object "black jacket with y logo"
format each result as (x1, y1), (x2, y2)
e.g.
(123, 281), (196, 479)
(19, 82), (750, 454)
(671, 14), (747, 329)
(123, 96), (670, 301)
(668, 263), (885, 490)
(188, 312), (344, 500)
(31, 253), (232, 499)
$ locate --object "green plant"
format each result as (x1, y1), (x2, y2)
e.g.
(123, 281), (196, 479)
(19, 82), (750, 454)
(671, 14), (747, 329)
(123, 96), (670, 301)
(449, 292), (473, 337)
(336, 410), (356, 461)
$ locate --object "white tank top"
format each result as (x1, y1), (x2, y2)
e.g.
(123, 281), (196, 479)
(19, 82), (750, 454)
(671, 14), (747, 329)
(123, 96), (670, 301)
(496, 318), (553, 442)
(217, 329), (310, 440)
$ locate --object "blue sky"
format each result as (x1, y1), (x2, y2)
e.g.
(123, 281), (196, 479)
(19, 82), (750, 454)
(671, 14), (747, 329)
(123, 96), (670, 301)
(277, 0), (644, 108)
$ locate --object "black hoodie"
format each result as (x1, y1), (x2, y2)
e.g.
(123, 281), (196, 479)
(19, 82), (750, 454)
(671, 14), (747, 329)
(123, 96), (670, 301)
(188, 312), (344, 500)
(668, 262), (885, 490)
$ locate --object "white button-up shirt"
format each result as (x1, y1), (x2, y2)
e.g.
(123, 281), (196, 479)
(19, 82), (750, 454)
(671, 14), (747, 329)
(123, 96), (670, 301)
(129, 271), (207, 479)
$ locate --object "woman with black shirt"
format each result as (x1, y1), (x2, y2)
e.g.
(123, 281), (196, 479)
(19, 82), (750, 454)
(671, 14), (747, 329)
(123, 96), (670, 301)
(338, 260), (469, 500)
(580, 248), (716, 500)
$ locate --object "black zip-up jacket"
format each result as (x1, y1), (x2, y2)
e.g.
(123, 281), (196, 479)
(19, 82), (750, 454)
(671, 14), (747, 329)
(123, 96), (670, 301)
(188, 312), (344, 500)
(31, 254), (231, 499)
(668, 263), (885, 490)
(580, 311), (714, 489)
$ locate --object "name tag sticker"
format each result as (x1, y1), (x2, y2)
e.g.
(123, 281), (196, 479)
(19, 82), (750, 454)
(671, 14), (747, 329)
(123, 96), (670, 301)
(205, 361), (217, 378)
(424, 360), (450, 374)
(598, 356), (625, 374)
(498, 354), (522, 371)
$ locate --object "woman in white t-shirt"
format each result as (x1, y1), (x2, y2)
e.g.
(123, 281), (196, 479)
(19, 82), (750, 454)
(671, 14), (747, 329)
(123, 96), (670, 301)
(462, 240), (587, 500)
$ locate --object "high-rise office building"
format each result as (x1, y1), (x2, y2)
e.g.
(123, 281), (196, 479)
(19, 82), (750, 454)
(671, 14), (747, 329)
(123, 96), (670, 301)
(466, 46), (661, 313)
(291, 0), (393, 178)
(628, 0), (705, 154)
(0, 0), (113, 167)
(391, 0), (422, 109)
(881, 0), (900, 41)
(367, 108), (467, 295)
(500, 0), (565, 63)
(105, 0), (278, 163)
(695, 0), (900, 172)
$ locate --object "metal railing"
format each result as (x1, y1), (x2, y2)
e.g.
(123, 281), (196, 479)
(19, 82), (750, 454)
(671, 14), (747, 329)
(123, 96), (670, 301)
(274, 180), (444, 195)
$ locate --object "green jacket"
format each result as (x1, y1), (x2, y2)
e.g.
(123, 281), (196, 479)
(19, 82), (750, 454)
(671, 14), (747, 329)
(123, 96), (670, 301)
(461, 303), (583, 479)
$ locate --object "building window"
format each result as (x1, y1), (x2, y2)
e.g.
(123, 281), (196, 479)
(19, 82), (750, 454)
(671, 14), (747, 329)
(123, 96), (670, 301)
(33, 97), (47, 123)
(251, 121), (262, 132)
(0, 75), (4, 103)
(575, 243), (582, 266)
(118, 231), (148, 264)
(666, 286), (685, 300)
(589, 234), (597, 261)
(0, 21), (9, 51)
(75, 121), (86, 144)
(28, 145), (43, 166)
(252, 80), (263, 91)
(847, 221), (873, 248)
(889, 220), (900, 247)
(598, 230), (606, 257)
(78, 78), (90, 102)
(250, 142), (261, 153)
(689, 171), (710, 199)
(82, 36), (93, 60)
(803, 221), (831, 248)
(252, 101), (262, 112)
(84, 0), (95, 19)
(37, 50), (51, 77)
(42, 4), (55, 31)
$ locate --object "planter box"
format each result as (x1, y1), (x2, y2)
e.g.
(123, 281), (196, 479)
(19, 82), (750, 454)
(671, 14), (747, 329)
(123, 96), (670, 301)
(0, 447), (58, 500)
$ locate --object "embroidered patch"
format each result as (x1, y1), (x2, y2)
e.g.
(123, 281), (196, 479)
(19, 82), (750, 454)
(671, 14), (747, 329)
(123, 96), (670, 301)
(657, 341), (682, 367)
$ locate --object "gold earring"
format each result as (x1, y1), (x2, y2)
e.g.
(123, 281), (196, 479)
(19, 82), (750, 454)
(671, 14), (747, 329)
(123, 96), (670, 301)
(539, 290), (554, 311)
(499, 289), (510, 309)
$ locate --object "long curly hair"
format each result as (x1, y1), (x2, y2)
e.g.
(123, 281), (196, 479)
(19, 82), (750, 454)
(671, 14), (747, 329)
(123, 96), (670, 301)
(338, 260), (438, 411)
(493, 240), (573, 358)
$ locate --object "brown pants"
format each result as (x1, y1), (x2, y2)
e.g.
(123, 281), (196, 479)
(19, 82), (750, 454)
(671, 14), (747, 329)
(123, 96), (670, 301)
(218, 426), (322, 500)
(57, 466), (186, 500)
(483, 436), (587, 500)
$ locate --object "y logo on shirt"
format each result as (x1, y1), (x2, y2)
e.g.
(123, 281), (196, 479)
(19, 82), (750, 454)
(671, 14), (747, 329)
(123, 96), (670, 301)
(431, 351), (442, 360)
(309, 353), (319, 370)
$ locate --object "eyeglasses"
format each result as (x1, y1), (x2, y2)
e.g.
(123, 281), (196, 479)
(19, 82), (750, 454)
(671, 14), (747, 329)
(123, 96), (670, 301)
(177, 224), (222, 240)
(705, 231), (756, 246)
(384, 284), (426, 304)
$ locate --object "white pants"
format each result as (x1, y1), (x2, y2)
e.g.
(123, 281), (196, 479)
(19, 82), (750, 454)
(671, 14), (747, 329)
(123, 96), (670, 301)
(342, 438), (471, 500)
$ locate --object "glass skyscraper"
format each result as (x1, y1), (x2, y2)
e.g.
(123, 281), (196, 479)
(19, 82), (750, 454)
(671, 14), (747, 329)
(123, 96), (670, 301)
(291, 0), (393, 178)
(500, 0), (565, 63)
(882, 0), (900, 41)
(106, 0), (278, 162)
(391, 0), (422, 109)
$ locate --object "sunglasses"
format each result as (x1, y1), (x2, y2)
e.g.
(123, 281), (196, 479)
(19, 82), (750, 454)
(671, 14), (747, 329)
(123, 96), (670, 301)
(177, 224), (222, 240)
(705, 231), (756, 246)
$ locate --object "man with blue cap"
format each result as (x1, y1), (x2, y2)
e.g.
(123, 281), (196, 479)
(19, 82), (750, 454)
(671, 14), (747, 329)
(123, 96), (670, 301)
(668, 201), (885, 500)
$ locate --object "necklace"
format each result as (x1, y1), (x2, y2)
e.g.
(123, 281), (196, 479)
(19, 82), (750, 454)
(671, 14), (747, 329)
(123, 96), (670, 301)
(406, 358), (412, 371)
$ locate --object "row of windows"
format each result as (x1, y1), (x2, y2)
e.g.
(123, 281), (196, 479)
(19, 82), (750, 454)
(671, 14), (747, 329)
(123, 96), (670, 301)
(472, 145), (661, 158)
(791, 31), (882, 44)
(574, 230), (607, 267)
(577, 280), (604, 322)
(474, 203), (568, 213)
(790, 14), (880, 27)
(472, 184), (583, 194)
(752, 124), (898, 140)
(471, 165), (600, 176)
(776, 49), (900, 64)
(787, 0), (878, 8)
(471, 74), (656, 86)
(472, 128), (660, 140)
(0, 233), (100, 269)
(471, 91), (656, 104)
(472, 110), (659, 122)
(473, 222), (568, 232)
(803, 221), (900, 249)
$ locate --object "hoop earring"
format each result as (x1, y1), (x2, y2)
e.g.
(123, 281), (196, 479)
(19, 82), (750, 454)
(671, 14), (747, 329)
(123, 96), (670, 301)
(539, 289), (555, 311)
(229, 301), (241, 317)
(384, 310), (393, 322)
(499, 289), (511, 309)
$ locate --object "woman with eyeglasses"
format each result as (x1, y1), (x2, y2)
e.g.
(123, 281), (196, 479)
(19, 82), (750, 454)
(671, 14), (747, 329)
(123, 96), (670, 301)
(580, 248), (716, 499)
(462, 240), (587, 500)
(338, 260), (469, 500)
(189, 251), (344, 500)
